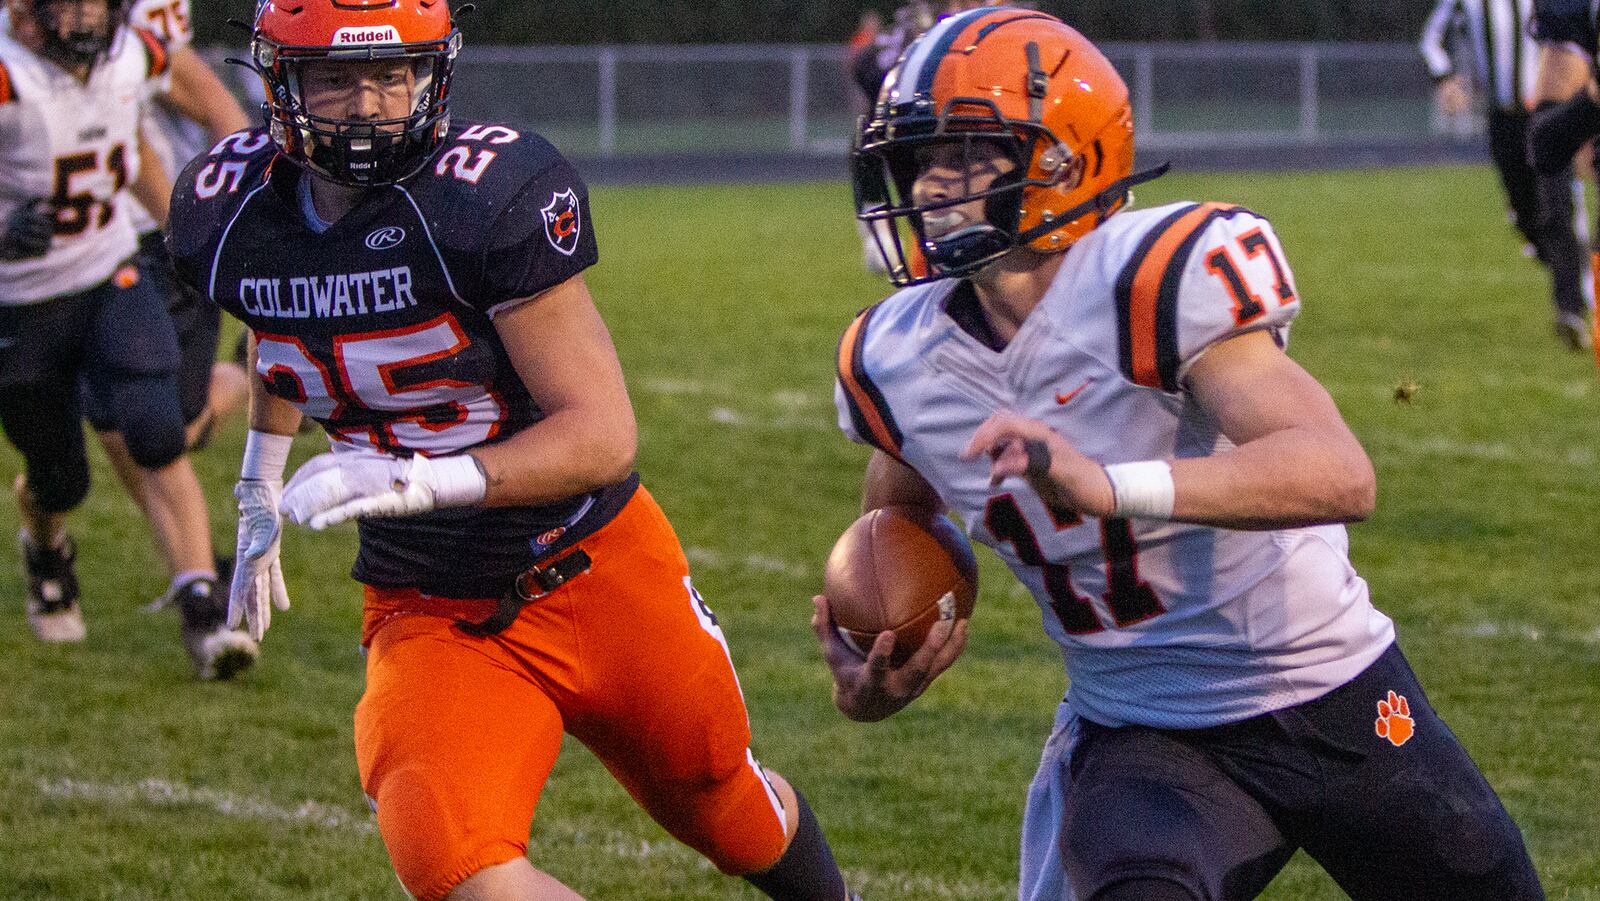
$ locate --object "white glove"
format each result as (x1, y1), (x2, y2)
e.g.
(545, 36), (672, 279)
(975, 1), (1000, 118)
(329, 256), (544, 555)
(282, 448), (487, 531)
(231, 478), (291, 642)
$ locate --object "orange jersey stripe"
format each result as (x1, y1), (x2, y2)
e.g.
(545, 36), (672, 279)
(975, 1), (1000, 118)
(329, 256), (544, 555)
(1126, 202), (1235, 388)
(836, 307), (906, 463)
(0, 61), (14, 105)
(136, 28), (169, 78)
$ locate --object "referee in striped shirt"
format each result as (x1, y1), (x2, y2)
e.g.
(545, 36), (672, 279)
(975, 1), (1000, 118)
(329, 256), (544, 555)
(1422, 0), (1592, 350)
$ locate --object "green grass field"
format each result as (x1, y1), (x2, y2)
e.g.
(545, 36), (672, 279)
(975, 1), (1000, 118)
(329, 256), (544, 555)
(1, 164), (1597, 899)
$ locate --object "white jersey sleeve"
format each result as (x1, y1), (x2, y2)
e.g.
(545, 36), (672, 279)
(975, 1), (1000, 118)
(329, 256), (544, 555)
(1110, 202), (1301, 393)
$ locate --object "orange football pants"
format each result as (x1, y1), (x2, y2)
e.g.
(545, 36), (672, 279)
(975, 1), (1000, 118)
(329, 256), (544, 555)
(354, 488), (790, 901)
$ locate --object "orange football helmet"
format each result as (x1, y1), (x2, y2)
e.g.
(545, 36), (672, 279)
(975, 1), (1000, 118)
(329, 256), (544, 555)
(250, 0), (460, 186)
(853, 7), (1165, 286)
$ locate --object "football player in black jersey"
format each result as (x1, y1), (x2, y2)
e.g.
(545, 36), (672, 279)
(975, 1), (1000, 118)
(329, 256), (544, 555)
(166, 2), (859, 899)
(1527, 0), (1600, 353)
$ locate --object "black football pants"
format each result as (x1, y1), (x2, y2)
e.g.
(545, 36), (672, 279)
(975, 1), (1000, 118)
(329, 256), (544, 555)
(0, 272), (184, 512)
(1488, 107), (1588, 319)
(1059, 643), (1543, 901)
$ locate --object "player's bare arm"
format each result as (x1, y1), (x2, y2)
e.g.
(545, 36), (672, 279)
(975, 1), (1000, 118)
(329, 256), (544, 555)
(963, 330), (1374, 530)
(159, 44), (251, 139)
(813, 450), (968, 722)
(1529, 43), (1600, 173)
(1533, 42), (1594, 102)
(130, 126), (171, 227)
(470, 272), (637, 506)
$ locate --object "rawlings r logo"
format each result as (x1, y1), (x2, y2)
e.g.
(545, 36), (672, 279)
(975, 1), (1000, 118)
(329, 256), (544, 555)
(364, 226), (406, 250)
(541, 188), (581, 256)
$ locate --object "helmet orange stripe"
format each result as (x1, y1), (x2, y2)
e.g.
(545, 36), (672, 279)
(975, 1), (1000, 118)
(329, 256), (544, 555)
(837, 307), (907, 463)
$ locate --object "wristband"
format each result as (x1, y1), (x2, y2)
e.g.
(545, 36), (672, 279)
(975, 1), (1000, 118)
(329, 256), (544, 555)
(427, 454), (489, 508)
(241, 430), (294, 482)
(1103, 460), (1175, 520)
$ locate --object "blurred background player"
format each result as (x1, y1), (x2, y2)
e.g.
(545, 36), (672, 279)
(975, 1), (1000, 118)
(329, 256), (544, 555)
(1421, 0), (1594, 351)
(1528, 0), (1600, 357)
(79, 0), (257, 671)
(167, 1), (862, 898)
(846, 0), (999, 274)
(818, 8), (1544, 900)
(0, 0), (255, 679)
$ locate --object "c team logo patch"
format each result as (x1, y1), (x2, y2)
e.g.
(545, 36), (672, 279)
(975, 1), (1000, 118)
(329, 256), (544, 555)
(541, 188), (581, 256)
(1374, 690), (1414, 747)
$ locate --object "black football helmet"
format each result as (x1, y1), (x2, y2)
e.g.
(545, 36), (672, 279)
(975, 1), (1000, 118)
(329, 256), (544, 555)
(25, 0), (131, 71)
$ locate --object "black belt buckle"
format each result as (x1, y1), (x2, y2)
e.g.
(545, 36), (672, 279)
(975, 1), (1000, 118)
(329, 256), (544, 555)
(455, 548), (593, 638)
(514, 548), (592, 601)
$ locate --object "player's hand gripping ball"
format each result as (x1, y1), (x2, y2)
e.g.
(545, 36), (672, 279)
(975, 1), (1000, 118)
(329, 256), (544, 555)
(823, 506), (978, 666)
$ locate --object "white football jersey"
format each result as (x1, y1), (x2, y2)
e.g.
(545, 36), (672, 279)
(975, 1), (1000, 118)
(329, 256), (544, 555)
(834, 202), (1395, 729)
(0, 18), (170, 304)
(125, 0), (208, 234)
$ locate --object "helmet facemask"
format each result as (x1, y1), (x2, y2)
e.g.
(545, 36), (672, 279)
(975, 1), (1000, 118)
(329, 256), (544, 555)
(250, 29), (460, 188)
(31, 0), (126, 72)
(854, 97), (1060, 287)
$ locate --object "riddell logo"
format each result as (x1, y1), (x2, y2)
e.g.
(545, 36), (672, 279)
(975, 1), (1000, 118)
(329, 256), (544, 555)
(1374, 690), (1414, 747)
(332, 25), (401, 45)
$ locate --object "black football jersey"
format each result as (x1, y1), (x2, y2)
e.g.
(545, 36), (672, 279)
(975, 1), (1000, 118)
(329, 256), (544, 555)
(169, 123), (635, 598)
(1532, 0), (1598, 51)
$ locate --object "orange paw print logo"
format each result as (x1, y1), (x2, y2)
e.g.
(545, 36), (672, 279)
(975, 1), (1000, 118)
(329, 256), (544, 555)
(1374, 690), (1414, 747)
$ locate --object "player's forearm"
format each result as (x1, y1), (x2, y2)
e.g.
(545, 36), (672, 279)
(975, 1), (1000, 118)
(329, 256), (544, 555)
(132, 135), (172, 228)
(165, 47), (252, 139)
(244, 337), (303, 436)
(466, 408), (636, 507)
(1167, 425), (1375, 530)
(861, 450), (943, 516)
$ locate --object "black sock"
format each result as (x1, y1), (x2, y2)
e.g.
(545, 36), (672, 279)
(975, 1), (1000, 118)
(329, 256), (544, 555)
(742, 787), (849, 901)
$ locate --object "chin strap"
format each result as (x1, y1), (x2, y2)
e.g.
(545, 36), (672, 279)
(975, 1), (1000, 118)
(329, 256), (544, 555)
(1015, 161), (1172, 245)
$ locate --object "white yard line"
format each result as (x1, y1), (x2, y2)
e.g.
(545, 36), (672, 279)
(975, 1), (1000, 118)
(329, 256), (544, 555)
(685, 545), (811, 580)
(37, 776), (377, 834)
(32, 777), (1005, 895)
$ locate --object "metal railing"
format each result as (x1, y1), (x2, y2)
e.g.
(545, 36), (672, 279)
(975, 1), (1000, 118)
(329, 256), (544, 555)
(215, 42), (1461, 159)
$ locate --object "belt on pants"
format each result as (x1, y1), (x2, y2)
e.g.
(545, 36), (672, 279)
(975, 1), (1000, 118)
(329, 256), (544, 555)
(453, 547), (593, 638)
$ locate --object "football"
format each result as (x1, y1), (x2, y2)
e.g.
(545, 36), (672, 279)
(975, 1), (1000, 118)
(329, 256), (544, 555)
(823, 506), (978, 665)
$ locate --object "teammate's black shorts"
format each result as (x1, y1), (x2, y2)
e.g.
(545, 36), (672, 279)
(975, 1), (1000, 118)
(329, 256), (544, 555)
(1059, 642), (1543, 901)
(0, 267), (185, 511)
(81, 230), (221, 431)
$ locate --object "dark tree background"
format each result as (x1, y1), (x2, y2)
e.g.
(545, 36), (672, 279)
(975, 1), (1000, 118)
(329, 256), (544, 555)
(195, 2), (1434, 46)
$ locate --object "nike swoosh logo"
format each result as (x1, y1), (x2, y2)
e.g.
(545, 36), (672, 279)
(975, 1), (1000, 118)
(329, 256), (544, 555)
(1056, 379), (1093, 405)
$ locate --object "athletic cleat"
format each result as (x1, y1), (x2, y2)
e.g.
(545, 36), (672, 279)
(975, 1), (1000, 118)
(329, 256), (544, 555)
(173, 576), (258, 680)
(19, 531), (84, 642)
(1555, 312), (1593, 351)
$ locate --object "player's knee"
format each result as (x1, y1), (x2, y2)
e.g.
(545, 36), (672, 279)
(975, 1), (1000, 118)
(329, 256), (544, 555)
(372, 770), (524, 901)
(116, 387), (186, 470)
(664, 766), (790, 875)
(26, 457), (90, 513)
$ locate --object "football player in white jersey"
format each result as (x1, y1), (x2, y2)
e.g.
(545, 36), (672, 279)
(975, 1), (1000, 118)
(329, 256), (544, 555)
(814, 9), (1544, 900)
(0, 0), (255, 678)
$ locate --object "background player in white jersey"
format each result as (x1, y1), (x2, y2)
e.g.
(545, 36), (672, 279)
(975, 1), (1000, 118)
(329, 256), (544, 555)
(814, 8), (1544, 900)
(0, 0), (255, 677)
(77, 0), (256, 649)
